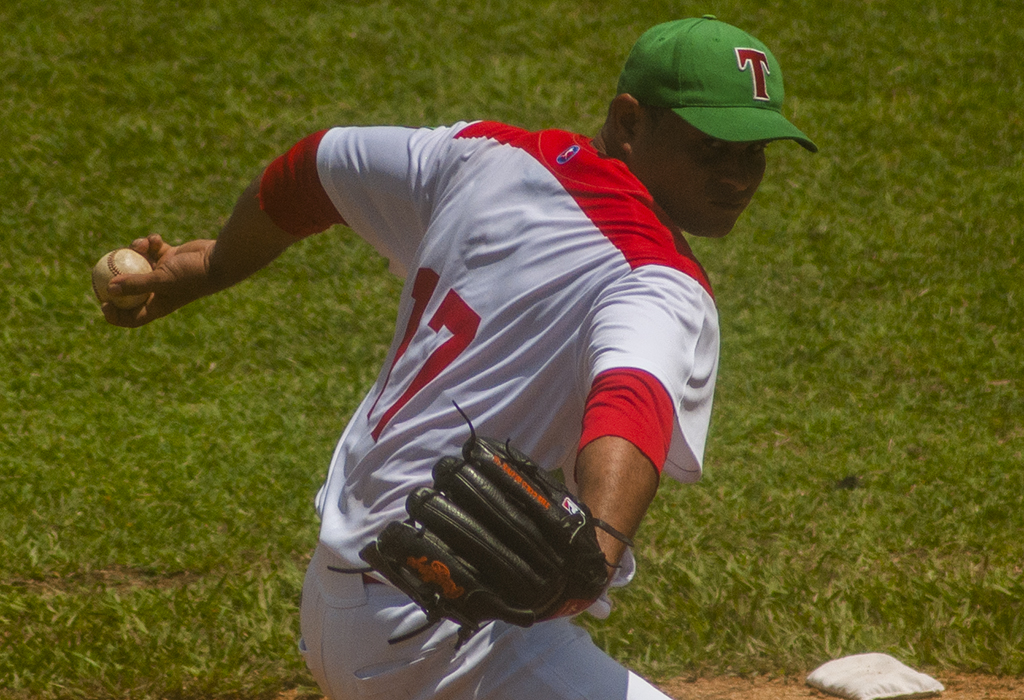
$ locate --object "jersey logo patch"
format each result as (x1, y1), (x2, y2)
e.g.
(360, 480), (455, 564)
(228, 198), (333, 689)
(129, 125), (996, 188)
(735, 48), (771, 102)
(556, 145), (581, 164)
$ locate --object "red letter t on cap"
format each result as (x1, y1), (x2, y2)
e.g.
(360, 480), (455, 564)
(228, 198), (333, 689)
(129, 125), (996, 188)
(735, 48), (771, 102)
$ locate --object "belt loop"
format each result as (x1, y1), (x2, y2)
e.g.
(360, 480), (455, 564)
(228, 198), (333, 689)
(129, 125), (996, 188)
(311, 543), (369, 608)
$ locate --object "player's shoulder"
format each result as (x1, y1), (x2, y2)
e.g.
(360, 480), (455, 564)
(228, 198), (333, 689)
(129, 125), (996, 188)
(453, 121), (713, 297)
(606, 262), (717, 312)
(453, 122), (638, 189)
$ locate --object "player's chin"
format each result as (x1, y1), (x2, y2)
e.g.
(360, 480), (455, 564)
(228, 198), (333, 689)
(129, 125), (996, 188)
(670, 201), (746, 238)
(687, 225), (733, 239)
(688, 204), (749, 237)
(684, 216), (739, 238)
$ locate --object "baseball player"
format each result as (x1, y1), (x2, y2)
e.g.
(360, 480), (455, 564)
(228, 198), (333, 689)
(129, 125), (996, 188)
(101, 16), (815, 700)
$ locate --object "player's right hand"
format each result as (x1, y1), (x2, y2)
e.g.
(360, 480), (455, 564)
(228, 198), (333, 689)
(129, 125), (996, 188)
(101, 234), (217, 328)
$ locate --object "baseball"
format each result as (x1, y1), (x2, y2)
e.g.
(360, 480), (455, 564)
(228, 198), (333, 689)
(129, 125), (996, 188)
(91, 248), (152, 309)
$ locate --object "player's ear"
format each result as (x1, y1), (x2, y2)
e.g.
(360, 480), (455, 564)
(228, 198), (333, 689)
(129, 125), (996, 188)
(601, 93), (645, 161)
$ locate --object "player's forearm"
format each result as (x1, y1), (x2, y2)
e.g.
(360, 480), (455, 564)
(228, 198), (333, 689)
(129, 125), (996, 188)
(205, 176), (296, 292)
(574, 436), (659, 568)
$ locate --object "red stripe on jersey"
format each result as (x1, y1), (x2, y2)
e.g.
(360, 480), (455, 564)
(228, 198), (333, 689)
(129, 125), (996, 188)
(259, 130), (347, 238)
(579, 368), (674, 473)
(455, 122), (713, 297)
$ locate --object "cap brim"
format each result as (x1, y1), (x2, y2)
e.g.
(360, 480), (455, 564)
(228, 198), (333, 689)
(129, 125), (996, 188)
(675, 106), (818, 152)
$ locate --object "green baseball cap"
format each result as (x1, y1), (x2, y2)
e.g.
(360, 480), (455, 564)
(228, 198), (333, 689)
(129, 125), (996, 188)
(617, 16), (817, 152)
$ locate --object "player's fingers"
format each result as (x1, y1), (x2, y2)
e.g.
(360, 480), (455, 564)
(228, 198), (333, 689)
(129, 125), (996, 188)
(109, 264), (204, 311)
(130, 234), (172, 265)
(108, 269), (167, 297)
(148, 235), (174, 264)
(100, 299), (156, 328)
(129, 235), (153, 255)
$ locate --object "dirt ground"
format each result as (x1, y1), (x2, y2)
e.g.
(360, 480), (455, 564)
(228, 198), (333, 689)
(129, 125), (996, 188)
(278, 673), (1024, 700)
(656, 674), (1024, 700)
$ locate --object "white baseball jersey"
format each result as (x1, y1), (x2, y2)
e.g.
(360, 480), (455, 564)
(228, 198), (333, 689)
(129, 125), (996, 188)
(266, 121), (720, 575)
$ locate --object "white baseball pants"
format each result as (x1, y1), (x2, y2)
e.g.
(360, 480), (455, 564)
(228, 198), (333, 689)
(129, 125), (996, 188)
(300, 543), (671, 700)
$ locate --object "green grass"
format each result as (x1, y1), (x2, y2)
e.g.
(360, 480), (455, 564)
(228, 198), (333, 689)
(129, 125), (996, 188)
(2, 0), (1023, 697)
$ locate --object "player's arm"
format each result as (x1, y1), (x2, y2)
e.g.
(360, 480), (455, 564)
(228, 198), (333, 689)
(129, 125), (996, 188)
(572, 368), (672, 569)
(575, 435), (659, 570)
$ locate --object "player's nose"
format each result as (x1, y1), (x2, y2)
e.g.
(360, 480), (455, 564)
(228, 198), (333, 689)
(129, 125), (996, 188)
(715, 146), (766, 192)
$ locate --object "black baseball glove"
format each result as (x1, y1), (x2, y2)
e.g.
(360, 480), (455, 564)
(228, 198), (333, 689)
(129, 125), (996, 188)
(359, 422), (632, 647)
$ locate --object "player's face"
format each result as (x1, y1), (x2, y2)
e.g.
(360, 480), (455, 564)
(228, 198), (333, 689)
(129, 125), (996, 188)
(628, 111), (767, 238)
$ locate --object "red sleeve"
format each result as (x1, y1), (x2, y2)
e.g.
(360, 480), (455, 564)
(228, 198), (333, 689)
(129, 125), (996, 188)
(258, 130), (347, 238)
(578, 368), (674, 473)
